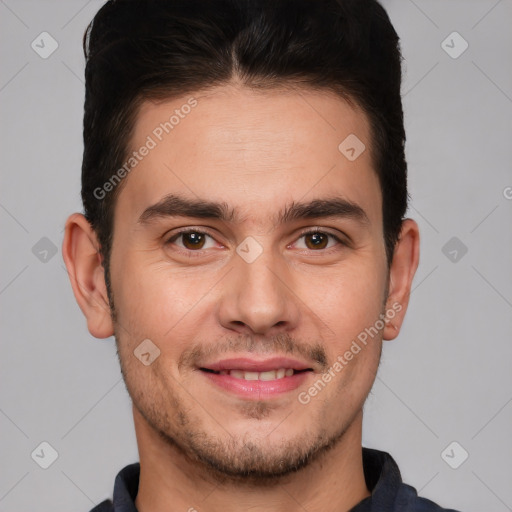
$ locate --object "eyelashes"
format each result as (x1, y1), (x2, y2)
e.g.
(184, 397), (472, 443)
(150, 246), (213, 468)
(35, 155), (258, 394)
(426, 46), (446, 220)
(165, 227), (348, 257)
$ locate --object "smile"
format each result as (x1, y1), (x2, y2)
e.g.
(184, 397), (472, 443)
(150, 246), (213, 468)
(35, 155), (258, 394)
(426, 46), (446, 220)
(202, 368), (309, 381)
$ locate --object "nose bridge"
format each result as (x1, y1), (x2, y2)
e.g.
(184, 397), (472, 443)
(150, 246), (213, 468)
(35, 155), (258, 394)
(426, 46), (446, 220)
(217, 236), (299, 334)
(240, 245), (282, 301)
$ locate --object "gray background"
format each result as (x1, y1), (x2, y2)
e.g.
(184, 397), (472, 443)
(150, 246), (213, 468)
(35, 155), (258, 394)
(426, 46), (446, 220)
(1, 0), (511, 510)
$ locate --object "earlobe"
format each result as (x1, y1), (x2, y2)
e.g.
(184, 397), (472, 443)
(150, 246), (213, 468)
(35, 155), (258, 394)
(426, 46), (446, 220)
(382, 218), (420, 341)
(62, 213), (115, 339)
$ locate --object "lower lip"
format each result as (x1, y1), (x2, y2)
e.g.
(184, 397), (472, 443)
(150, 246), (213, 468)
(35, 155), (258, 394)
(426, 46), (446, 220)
(200, 370), (311, 399)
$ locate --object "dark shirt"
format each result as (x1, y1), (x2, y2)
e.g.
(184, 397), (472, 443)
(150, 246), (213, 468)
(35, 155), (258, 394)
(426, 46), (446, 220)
(89, 447), (462, 512)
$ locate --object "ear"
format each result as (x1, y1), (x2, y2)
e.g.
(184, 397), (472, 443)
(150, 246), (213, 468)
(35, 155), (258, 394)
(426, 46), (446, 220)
(383, 218), (420, 341)
(62, 213), (114, 339)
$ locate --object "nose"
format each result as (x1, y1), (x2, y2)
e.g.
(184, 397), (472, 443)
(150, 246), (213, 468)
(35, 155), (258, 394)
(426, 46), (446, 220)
(216, 244), (301, 336)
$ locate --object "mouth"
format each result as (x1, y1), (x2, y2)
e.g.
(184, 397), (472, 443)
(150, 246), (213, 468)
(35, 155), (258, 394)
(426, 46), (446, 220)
(198, 357), (315, 399)
(200, 367), (311, 381)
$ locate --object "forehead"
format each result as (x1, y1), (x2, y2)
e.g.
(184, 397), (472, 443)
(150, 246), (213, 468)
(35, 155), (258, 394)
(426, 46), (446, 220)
(115, 84), (381, 230)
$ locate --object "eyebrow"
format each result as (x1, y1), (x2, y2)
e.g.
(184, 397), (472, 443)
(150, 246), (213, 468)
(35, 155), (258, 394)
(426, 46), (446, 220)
(138, 193), (370, 227)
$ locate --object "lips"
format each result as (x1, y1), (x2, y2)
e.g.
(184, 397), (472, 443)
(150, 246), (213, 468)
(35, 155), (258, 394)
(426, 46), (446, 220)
(198, 356), (314, 398)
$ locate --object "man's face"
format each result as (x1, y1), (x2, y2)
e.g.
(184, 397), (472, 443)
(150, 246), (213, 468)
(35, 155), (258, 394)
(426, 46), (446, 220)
(109, 85), (389, 479)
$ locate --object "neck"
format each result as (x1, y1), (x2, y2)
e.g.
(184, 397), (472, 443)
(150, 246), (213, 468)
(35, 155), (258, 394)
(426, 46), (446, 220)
(133, 406), (370, 512)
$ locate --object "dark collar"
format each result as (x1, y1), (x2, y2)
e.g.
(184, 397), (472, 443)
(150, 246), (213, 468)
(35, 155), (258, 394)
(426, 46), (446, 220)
(350, 447), (404, 511)
(92, 447), (459, 512)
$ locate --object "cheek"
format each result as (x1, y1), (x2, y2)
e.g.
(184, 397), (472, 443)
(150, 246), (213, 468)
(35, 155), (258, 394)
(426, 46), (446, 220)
(109, 248), (173, 339)
(306, 259), (386, 381)
(111, 248), (216, 352)
(307, 261), (386, 330)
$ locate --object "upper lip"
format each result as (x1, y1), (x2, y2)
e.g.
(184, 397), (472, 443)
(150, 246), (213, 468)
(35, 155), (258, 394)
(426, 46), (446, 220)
(200, 356), (314, 373)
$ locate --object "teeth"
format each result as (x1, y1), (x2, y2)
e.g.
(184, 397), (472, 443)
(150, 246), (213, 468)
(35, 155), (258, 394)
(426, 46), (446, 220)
(220, 368), (298, 380)
(259, 370), (277, 381)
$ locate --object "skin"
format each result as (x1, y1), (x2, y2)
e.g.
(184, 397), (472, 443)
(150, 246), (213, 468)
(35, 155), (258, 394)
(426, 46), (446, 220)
(63, 83), (420, 512)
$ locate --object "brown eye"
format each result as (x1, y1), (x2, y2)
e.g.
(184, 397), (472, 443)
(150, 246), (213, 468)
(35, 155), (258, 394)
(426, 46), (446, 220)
(299, 230), (345, 251)
(181, 231), (206, 250)
(295, 230), (343, 252)
(166, 229), (216, 252)
(304, 232), (329, 250)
